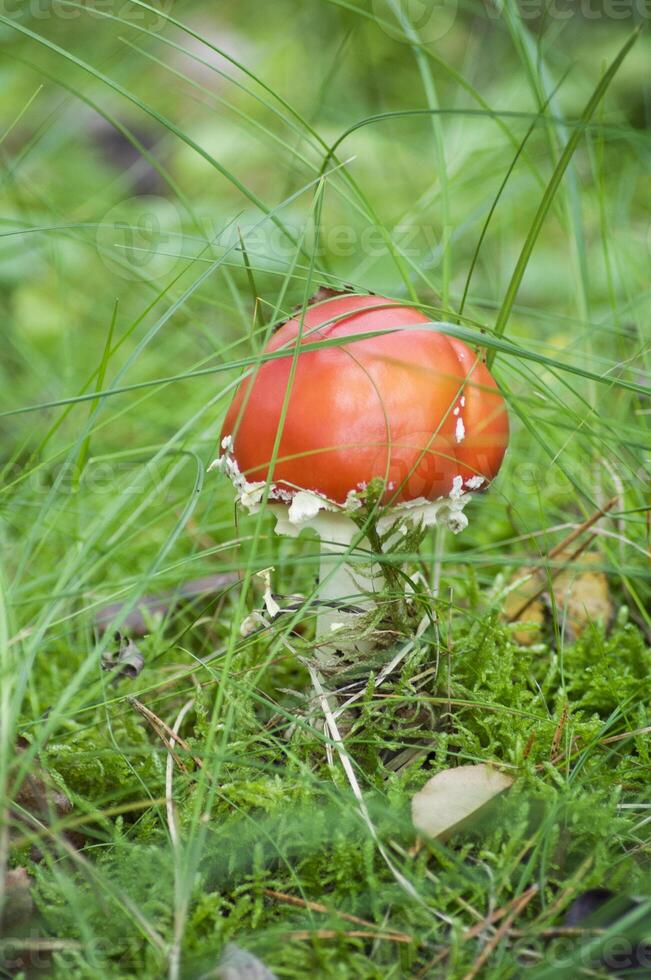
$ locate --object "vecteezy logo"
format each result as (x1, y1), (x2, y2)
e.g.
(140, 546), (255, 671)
(372, 0), (459, 44)
(96, 195), (183, 281)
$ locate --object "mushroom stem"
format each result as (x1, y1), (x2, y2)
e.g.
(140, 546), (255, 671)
(315, 512), (377, 653)
(267, 483), (475, 660)
(272, 501), (379, 660)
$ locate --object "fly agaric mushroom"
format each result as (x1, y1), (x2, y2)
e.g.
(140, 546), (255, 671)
(214, 292), (509, 653)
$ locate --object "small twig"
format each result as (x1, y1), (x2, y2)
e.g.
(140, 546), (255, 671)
(508, 496), (618, 623)
(547, 496), (618, 559)
(601, 724), (651, 745)
(0, 938), (82, 952)
(533, 856), (593, 929)
(417, 885), (539, 977)
(129, 699), (187, 773)
(129, 697), (202, 772)
(509, 926), (605, 938)
(263, 888), (409, 937)
(508, 532), (597, 623)
(462, 885), (539, 980)
(288, 929), (412, 944)
(265, 888), (366, 921)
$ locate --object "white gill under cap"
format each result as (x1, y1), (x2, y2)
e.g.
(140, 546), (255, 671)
(212, 435), (486, 536)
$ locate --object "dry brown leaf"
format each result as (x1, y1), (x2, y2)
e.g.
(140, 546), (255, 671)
(11, 739), (84, 855)
(503, 570), (547, 645)
(553, 563), (613, 639)
(1, 867), (34, 931)
(411, 764), (514, 840)
(504, 552), (613, 646)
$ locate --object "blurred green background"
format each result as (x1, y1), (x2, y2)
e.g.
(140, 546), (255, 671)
(0, 4), (649, 976)
(1, 1), (649, 597)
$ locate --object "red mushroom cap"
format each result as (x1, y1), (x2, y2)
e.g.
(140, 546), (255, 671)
(220, 294), (509, 505)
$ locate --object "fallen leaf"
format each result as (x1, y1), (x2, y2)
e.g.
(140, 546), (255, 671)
(101, 632), (145, 682)
(563, 889), (650, 974)
(0, 874), (61, 977)
(11, 739), (84, 855)
(504, 551), (613, 646)
(503, 569), (547, 645)
(554, 563), (613, 640)
(411, 764), (514, 840)
(216, 944), (277, 979)
(564, 888), (622, 926)
(1, 868), (34, 931)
